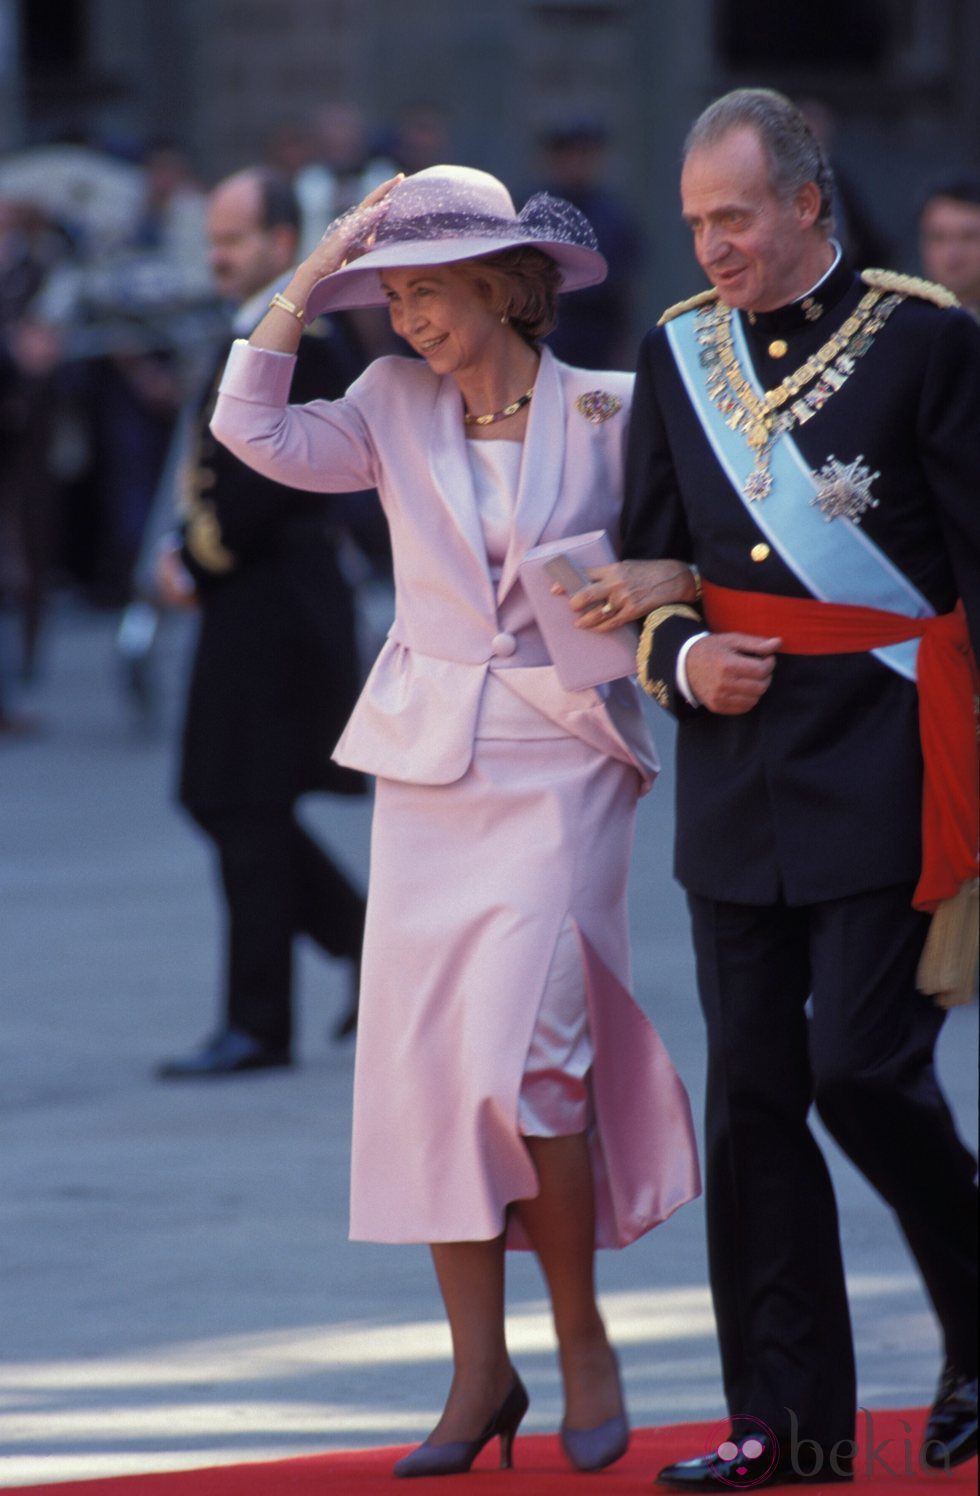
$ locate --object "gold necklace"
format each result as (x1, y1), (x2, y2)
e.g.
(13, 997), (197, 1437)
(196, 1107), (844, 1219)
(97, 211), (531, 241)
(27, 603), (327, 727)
(696, 290), (903, 500)
(463, 385), (535, 426)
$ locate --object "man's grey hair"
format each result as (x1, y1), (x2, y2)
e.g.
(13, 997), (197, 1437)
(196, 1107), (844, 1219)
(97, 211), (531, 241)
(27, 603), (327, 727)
(684, 88), (835, 231)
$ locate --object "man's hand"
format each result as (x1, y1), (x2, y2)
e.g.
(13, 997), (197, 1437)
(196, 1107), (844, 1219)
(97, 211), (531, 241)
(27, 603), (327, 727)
(559, 559), (698, 631)
(686, 632), (781, 714)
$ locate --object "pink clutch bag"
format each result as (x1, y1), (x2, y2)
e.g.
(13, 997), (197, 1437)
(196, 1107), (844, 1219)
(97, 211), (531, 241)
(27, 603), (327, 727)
(519, 530), (638, 691)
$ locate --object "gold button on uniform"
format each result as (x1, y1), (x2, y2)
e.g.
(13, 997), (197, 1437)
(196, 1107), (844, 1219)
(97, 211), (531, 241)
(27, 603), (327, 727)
(768, 339), (788, 359)
(751, 542), (771, 563)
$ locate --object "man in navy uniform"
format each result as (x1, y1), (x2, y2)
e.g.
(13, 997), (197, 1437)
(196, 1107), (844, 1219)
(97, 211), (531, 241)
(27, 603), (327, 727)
(156, 168), (372, 1077)
(620, 90), (978, 1486)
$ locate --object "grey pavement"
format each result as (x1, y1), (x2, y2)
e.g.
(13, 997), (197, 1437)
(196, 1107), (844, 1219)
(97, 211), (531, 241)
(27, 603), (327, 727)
(1, 598), (976, 1486)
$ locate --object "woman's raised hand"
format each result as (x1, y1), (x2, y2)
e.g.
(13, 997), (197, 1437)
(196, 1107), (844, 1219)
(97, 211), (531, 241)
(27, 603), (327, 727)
(250, 175), (404, 351)
(291, 175), (405, 297)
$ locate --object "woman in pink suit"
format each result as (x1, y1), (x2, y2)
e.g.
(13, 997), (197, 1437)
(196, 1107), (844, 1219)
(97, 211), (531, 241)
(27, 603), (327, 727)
(210, 165), (700, 1478)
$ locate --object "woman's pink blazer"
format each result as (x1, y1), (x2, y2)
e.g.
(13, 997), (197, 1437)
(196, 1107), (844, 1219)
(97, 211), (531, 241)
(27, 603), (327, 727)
(211, 340), (658, 789)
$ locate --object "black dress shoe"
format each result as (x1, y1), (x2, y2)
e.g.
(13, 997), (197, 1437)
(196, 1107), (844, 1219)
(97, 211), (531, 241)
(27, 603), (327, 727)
(156, 1027), (291, 1079)
(922, 1361), (978, 1469)
(656, 1432), (853, 1488)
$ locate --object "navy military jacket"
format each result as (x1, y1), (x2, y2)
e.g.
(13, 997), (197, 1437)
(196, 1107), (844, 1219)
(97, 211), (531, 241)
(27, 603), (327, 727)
(622, 257), (980, 905)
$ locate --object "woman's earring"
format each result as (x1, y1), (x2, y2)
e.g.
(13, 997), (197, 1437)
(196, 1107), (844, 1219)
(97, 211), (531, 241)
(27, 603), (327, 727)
(500, 314), (509, 325)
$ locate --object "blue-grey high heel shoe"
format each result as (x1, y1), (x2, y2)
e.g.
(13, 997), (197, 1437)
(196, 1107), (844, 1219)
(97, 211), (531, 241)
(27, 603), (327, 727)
(560, 1411), (630, 1472)
(393, 1372), (530, 1478)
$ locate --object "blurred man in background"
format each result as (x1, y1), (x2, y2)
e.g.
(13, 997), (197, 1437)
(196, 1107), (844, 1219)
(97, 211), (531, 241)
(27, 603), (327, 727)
(156, 167), (370, 1078)
(919, 176), (980, 318)
(534, 117), (641, 369)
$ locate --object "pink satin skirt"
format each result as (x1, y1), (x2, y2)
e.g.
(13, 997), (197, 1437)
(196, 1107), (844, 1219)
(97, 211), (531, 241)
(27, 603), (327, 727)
(348, 682), (700, 1248)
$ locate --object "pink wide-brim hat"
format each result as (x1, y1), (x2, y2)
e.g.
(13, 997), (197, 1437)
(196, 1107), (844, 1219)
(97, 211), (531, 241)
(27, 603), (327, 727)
(304, 164), (608, 318)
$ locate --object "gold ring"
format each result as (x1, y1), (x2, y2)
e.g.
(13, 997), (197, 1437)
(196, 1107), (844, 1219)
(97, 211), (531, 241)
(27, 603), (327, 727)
(600, 601), (614, 616)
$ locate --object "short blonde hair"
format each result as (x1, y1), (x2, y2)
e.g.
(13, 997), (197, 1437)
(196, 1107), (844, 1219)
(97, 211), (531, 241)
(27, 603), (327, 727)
(455, 247), (561, 343)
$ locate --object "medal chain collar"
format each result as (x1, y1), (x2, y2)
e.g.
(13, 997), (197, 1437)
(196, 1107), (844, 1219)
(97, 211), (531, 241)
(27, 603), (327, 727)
(695, 289), (903, 503)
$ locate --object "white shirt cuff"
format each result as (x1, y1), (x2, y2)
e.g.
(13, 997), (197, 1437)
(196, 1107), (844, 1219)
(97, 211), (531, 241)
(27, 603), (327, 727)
(676, 631), (709, 707)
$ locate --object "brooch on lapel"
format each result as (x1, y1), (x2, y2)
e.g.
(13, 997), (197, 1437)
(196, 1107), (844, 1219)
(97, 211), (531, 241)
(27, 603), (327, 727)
(576, 391), (623, 424)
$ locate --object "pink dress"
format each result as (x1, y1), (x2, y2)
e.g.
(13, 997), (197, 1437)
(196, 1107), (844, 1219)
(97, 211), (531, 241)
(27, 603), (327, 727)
(209, 342), (701, 1250)
(349, 439), (698, 1248)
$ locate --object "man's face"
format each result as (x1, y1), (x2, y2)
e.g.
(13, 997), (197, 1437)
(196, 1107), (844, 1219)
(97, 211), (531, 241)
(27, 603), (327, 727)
(920, 196), (980, 309)
(681, 126), (822, 312)
(207, 180), (287, 303)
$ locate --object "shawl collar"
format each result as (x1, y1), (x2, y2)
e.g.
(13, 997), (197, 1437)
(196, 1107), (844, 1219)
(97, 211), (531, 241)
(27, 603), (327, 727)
(427, 374), (497, 608)
(496, 344), (565, 604)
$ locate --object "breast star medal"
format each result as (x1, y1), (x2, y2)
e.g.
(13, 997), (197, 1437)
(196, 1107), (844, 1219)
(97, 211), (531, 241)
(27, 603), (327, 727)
(576, 391), (623, 424)
(810, 455), (880, 523)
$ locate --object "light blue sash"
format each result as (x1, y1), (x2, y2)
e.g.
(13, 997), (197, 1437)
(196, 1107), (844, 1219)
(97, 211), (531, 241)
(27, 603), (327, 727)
(666, 306), (932, 680)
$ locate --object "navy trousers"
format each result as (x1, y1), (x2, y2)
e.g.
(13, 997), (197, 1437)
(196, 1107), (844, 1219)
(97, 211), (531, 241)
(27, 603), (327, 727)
(689, 883), (978, 1450)
(192, 804), (366, 1052)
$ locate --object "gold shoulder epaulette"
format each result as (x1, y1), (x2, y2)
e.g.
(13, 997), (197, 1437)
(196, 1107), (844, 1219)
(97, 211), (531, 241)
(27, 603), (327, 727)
(657, 287), (720, 326)
(860, 268), (960, 309)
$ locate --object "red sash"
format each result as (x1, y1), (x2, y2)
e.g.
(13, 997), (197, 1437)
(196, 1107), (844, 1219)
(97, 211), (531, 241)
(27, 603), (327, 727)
(701, 581), (979, 913)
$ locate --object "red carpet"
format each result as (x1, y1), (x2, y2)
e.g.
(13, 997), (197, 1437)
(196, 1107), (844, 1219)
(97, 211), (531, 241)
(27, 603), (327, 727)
(8, 1410), (975, 1493)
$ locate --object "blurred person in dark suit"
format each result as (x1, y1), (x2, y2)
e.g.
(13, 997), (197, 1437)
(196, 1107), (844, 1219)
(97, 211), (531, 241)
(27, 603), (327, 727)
(292, 102), (397, 258)
(919, 176), (980, 318)
(156, 167), (370, 1078)
(264, 117), (317, 184)
(798, 98), (891, 269)
(386, 100), (451, 175)
(291, 104), (399, 362)
(533, 118), (641, 370)
(0, 198), (75, 731)
(131, 139), (209, 269)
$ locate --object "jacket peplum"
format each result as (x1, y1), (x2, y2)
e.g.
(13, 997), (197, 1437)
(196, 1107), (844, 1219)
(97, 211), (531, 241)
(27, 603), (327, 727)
(211, 341), (657, 791)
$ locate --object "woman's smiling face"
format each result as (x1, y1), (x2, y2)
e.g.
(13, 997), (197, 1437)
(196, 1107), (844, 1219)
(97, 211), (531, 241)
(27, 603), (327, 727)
(381, 265), (501, 377)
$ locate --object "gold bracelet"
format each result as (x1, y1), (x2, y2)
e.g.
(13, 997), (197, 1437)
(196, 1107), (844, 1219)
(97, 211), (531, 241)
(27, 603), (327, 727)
(268, 291), (306, 325)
